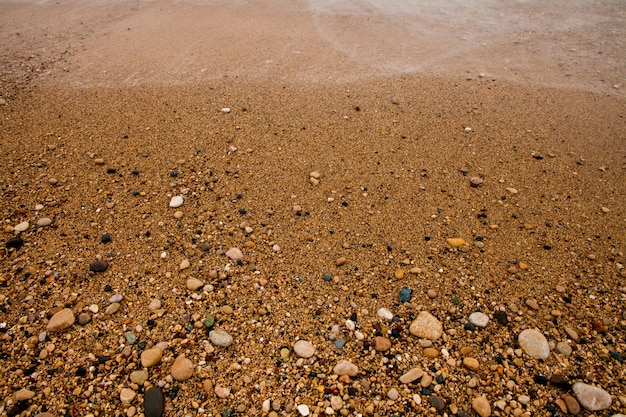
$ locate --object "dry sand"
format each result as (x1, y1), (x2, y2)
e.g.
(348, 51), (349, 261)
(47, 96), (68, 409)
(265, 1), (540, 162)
(1, 1), (625, 416)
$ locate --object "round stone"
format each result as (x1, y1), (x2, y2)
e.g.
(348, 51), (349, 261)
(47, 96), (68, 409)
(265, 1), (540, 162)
(186, 278), (203, 290)
(556, 341), (572, 356)
(409, 311), (443, 340)
(518, 328), (550, 359)
(463, 357), (480, 371)
(297, 404), (310, 416)
(130, 370), (149, 385)
(89, 260), (109, 273)
(469, 312), (489, 328)
(144, 387), (164, 417)
(387, 388), (399, 400)
(332, 360), (358, 376)
(47, 308), (75, 332)
(120, 388), (136, 404)
(573, 383), (612, 411)
(169, 196), (183, 208)
(374, 336), (391, 352)
(225, 247), (243, 261)
(141, 347), (162, 367)
(209, 329), (233, 347)
(171, 355), (194, 381)
(472, 396), (492, 417)
(36, 218), (52, 227)
(293, 340), (315, 358)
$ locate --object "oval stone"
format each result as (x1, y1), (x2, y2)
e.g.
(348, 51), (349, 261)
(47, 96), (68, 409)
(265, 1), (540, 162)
(409, 311), (443, 340)
(518, 328), (550, 359)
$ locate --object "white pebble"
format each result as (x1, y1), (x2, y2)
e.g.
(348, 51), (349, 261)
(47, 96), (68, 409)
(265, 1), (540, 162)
(221, 108), (231, 113)
(377, 307), (394, 321)
(169, 196), (184, 208)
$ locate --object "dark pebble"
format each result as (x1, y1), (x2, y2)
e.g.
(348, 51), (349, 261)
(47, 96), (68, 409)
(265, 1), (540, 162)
(170, 171), (178, 177)
(131, 170), (139, 175)
(6, 236), (24, 249)
(429, 395), (445, 411)
(458, 412), (472, 417)
(106, 168), (117, 174)
(101, 234), (111, 243)
(144, 387), (165, 417)
(610, 351), (624, 362)
(549, 374), (571, 389)
(464, 323), (476, 331)
(168, 386), (179, 400)
(323, 273), (332, 282)
(534, 375), (548, 385)
(494, 310), (508, 325)
(532, 154), (544, 160)
(543, 244), (552, 250)
(238, 208), (247, 215)
(399, 287), (412, 303)
(89, 260), (109, 273)
(104, 284), (112, 292)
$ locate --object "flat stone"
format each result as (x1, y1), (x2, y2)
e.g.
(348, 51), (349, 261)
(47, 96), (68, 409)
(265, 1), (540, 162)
(36, 218), (52, 227)
(399, 367), (424, 384)
(423, 347), (439, 358)
(573, 383), (612, 411)
(463, 357), (480, 371)
(105, 303), (121, 315)
(89, 260), (109, 273)
(171, 355), (194, 381)
(169, 196), (183, 208)
(333, 360), (358, 376)
(297, 404), (310, 416)
(374, 336), (391, 352)
(563, 395), (580, 415)
(469, 177), (484, 187)
(446, 238), (466, 247)
(525, 298), (540, 310)
(14, 388), (35, 401)
(186, 278), (203, 290)
(130, 370), (149, 385)
(209, 329), (233, 347)
(409, 311), (443, 340)
(293, 340), (315, 358)
(469, 312), (489, 328)
(565, 327), (580, 341)
(518, 328), (550, 359)
(225, 247), (243, 261)
(14, 221), (29, 232)
(430, 396), (445, 411)
(144, 387), (164, 417)
(141, 347), (162, 367)
(120, 388), (136, 404)
(47, 308), (75, 332)
(148, 299), (161, 310)
(472, 396), (492, 417)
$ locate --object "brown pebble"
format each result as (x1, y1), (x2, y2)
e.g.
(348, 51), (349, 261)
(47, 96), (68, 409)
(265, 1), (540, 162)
(423, 347), (439, 358)
(374, 336), (391, 352)
(463, 357), (480, 371)
(563, 394), (580, 415)
(336, 256), (347, 266)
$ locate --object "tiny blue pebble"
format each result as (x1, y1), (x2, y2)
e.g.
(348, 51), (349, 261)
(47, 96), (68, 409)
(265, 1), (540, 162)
(399, 287), (412, 303)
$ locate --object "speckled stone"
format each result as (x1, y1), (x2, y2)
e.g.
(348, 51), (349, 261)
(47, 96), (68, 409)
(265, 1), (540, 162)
(409, 311), (443, 340)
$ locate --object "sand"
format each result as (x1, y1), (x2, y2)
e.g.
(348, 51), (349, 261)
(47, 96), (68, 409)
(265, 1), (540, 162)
(1, 1), (625, 416)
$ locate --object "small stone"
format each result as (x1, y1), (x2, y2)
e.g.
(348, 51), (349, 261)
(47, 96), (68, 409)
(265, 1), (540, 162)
(399, 367), (424, 384)
(36, 218), (52, 227)
(427, 289), (437, 299)
(179, 259), (190, 270)
(125, 332), (137, 344)
(109, 294), (123, 303)
(564, 327), (579, 341)
(78, 312), (91, 325)
(14, 388), (36, 401)
(171, 355), (194, 381)
(310, 171), (321, 179)
(377, 307), (394, 321)
(470, 177), (484, 187)
(148, 299), (161, 310)
(525, 299), (540, 310)
(423, 348), (438, 358)
(105, 302), (121, 315)
(293, 340), (315, 358)
(394, 268), (404, 279)
(333, 360), (358, 376)
(297, 404), (310, 416)
(374, 336), (391, 352)
(89, 260), (109, 273)
(463, 357), (480, 371)
(130, 370), (149, 385)
(47, 308), (75, 332)
(14, 221), (29, 232)
(446, 238), (466, 247)
(186, 278), (203, 290)
(563, 395), (580, 415)
(387, 388), (399, 400)
(101, 234), (111, 243)
(335, 256), (347, 266)
(573, 383), (612, 411)
(399, 287), (412, 303)
(94, 158), (105, 165)
(469, 312), (489, 328)
(6, 236), (24, 249)
(141, 347), (163, 367)
(215, 385), (231, 399)
(556, 341), (572, 356)
(225, 247), (243, 261)
(505, 187), (518, 194)
(409, 311), (443, 340)
(472, 396), (492, 417)
(330, 395), (343, 410)
(209, 329), (234, 347)
(430, 396), (445, 411)
(144, 387), (165, 417)
(518, 329), (550, 359)
(221, 107), (231, 113)
(120, 388), (136, 404)
(169, 196), (183, 208)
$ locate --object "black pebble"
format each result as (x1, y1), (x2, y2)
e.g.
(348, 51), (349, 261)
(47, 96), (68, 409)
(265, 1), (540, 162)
(534, 375), (548, 385)
(106, 168), (117, 174)
(104, 284), (112, 292)
(101, 234), (111, 243)
(543, 244), (552, 250)
(168, 385), (179, 400)
(238, 208), (247, 215)
(6, 236), (24, 249)
(323, 273), (332, 282)
(170, 171), (178, 177)
(131, 170), (139, 175)
(494, 311), (508, 325)
(144, 387), (165, 417)
(89, 260), (109, 273)
(464, 323), (476, 331)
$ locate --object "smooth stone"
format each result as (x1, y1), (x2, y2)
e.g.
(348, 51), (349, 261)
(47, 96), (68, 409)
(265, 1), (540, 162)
(469, 312), (489, 328)
(573, 383), (612, 411)
(297, 404), (310, 416)
(472, 396), (492, 417)
(423, 347), (439, 358)
(130, 370), (149, 385)
(47, 308), (75, 332)
(469, 177), (484, 187)
(89, 260), (109, 273)
(179, 259), (190, 270)
(374, 336), (391, 352)
(525, 298), (540, 310)
(387, 387), (399, 400)
(565, 327), (580, 341)
(148, 299), (161, 310)
(215, 385), (231, 399)
(109, 294), (123, 303)
(105, 303), (121, 315)
(6, 236), (24, 249)
(518, 329), (550, 359)
(556, 341), (572, 356)
(78, 312), (91, 325)
(225, 247), (243, 261)
(446, 238), (466, 247)
(36, 218), (52, 227)
(463, 357), (480, 371)
(399, 287), (412, 303)
(141, 347), (162, 367)
(409, 311), (443, 340)
(334, 339), (346, 349)
(563, 395), (580, 415)
(171, 355), (194, 381)
(144, 387), (165, 417)
(120, 388), (136, 404)
(186, 278), (203, 290)
(209, 329), (233, 347)
(169, 196), (183, 208)
(14, 388), (35, 401)
(399, 367), (424, 384)
(430, 396), (445, 411)
(35, 414), (55, 417)
(293, 340), (315, 358)
(14, 221), (29, 232)
(333, 360), (358, 376)
(125, 332), (137, 344)
(377, 307), (394, 321)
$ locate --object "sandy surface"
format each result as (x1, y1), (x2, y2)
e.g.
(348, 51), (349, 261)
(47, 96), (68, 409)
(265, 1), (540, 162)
(1, 1), (625, 417)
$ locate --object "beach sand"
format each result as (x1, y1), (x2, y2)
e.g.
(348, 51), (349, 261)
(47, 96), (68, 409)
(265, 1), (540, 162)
(1, 1), (625, 416)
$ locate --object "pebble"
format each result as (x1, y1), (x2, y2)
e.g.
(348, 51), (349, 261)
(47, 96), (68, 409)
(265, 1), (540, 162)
(297, 404), (310, 416)
(6, 236), (24, 249)
(110, 294), (123, 303)
(221, 107), (231, 113)
(186, 278), (204, 290)
(47, 308), (75, 332)
(377, 307), (394, 321)
(120, 388), (136, 404)
(36, 217), (52, 227)
(130, 370), (149, 385)
(463, 357), (480, 371)
(169, 196), (183, 208)
(427, 289), (437, 299)
(333, 360), (358, 376)
(563, 395), (580, 414)
(215, 385), (230, 399)
(293, 340), (315, 358)
(472, 396), (492, 417)
(105, 303), (121, 315)
(573, 382), (612, 411)
(446, 238), (466, 247)
(171, 355), (194, 381)
(144, 387), (165, 417)
(470, 177), (484, 187)
(556, 341), (572, 356)
(125, 331), (137, 344)
(430, 396), (445, 411)
(101, 234), (111, 243)
(387, 387), (399, 400)
(399, 367), (424, 384)
(78, 312), (91, 325)
(225, 247), (244, 261)
(409, 311), (443, 340)
(330, 395), (343, 410)
(469, 312), (489, 328)
(179, 259), (190, 270)
(374, 336), (391, 352)
(14, 221), (29, 232)
(209, 329), (234, 347)
(148, 299), (161, 310)
(335, 256), (347, 266)
(518, 329), (550, 359)
(399, 287), (412, 302)
(423, 347), (438, 358)
(525, 298), (539, 310)
(89, 260), (109, 273)
(564, 327), (579, 341)
(14, 388), (35, 401)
